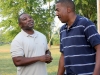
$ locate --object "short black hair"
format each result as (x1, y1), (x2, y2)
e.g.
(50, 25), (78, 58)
(18, 13), (27, 23)
(56, 0), (75, 12)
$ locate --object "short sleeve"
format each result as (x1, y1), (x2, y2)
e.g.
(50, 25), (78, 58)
(46, 44), (49, 50)
(10, 40), (24, 57)
(84, 21), (100, 47)
(44, 36), (49, 50)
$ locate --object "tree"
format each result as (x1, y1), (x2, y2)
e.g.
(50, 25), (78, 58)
(74, 0), (97, 23)
(0, 0), (55, 42)
(0, 30), (6, 45)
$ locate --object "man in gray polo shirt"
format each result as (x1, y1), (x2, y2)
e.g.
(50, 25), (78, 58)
(10, 13), (53, 75)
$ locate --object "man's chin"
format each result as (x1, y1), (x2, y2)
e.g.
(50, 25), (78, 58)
(59, 19), (66, 23)
(24, 27), (33, 30)
(61, 21), (66, 23)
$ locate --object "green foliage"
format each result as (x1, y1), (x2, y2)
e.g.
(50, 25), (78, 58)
(52, 34), (60, 45)
(0, 0), (55, 42)
(0, 30), (6, 45)
(74, 0), (97, 22)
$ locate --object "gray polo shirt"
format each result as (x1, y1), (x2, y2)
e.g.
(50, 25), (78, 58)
(10, 30), (48, 75)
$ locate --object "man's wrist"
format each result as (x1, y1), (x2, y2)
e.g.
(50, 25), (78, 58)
(46, 54), (50, 56)
(46, 50), (51, 55)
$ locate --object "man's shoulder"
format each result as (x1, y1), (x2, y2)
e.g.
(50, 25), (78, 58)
(12, 32), (23, 41)
(78, 15), (94, 26)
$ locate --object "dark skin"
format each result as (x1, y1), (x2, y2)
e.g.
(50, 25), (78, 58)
(56, 3), (100, 75)
(55, 3), (76, 27)
(12, 13), (53, 67)
(57, 53), (65, 75)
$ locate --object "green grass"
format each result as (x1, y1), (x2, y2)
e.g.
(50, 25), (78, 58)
(0, 44), (60, 75)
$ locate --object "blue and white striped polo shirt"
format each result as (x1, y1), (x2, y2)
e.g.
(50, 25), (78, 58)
(60, 15), (100, 75)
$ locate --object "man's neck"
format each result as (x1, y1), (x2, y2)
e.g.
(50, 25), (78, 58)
(23, 29), (34, 35)
(67, 13), (77, 28)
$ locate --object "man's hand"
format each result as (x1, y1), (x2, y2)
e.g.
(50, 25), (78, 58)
(45, 49), (53, 64)
(39, 55), (53, 63)
(45, 54), (53, 64)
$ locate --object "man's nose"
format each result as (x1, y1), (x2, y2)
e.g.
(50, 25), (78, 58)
(27, 18), (32, 21)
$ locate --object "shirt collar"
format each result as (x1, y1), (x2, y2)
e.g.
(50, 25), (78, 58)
(64, 15), (81, 29)
(21, 29), (38, 38)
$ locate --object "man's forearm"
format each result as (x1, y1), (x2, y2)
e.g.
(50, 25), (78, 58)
(12, 56), (41, 67)
(57, 53), (65, 75)
(12, 54), (51, 67)
(93, 44), (100, 75)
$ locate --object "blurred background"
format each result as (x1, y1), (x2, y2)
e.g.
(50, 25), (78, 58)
(0, 0), (100, 75)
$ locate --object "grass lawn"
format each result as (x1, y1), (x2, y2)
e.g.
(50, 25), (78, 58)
(0, 44), (60, 75)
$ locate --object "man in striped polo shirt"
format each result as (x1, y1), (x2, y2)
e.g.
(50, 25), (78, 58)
(55, 0), (100, 75)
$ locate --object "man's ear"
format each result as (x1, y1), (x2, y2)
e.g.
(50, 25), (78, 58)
(19, 22), (22, 28)
(67, 7), (72, 13)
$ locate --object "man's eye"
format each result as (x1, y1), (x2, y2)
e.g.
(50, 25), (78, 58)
(22, 18), (27, 20)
